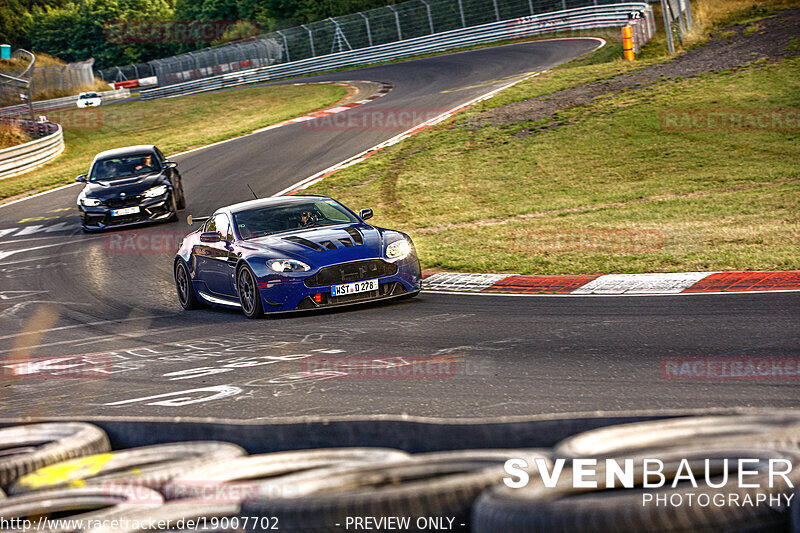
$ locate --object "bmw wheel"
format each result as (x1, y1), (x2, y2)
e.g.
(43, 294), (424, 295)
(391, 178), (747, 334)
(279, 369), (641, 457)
(237, 265), (264, 319)
(176, 181), (186, 210)
(175, 260), (201, 310)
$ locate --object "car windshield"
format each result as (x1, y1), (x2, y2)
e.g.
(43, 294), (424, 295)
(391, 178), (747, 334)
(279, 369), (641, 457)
(80, 93), (98, 99)
(233, 199), (360, 240)
(89, 153), (161, 181)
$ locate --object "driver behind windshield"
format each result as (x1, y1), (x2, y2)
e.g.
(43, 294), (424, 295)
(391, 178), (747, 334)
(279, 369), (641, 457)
(298, 210), (314, 228)
(134, 155), (156, 173)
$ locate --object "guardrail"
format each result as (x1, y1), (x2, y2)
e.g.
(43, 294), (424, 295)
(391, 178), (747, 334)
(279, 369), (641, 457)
(0, 88), (131, 118)
(0, 119), (64, 179)
(142, 3), (653, 100)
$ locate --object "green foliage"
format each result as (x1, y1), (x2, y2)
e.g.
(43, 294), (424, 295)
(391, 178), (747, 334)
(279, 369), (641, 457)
(11, 0), (394, 69)
(24, 0), (175, 69)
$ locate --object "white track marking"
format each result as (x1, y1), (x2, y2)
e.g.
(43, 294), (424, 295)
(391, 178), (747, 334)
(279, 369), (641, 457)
(424, 272), (510, 292)
(104, 385), (242, 406)
(572, 272), (715, 295)
(0, 182), (80, 210)
(0, 251), (81, 266)
(13, 222), (78, 236)
(0, 291), (48, 300)
(0, 236), (103, 261)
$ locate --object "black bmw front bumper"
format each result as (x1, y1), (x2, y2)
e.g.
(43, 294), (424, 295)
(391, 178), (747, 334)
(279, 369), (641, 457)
(79, 192), (175, 231)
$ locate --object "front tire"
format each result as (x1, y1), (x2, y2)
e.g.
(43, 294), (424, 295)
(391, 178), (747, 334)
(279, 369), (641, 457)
(237, 264), (264, 319)
(175, 260), (201, 310)
(176, 181), (186, 210)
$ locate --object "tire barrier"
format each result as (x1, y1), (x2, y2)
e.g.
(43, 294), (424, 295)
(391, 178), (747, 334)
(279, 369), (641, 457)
(8, 441), (246, 495)
(472, 447), (800, 533)
(0, 485), (164, 532)
(555, 414), (800, 457)
(0, 423), (110, 488)
(0, 414), (799, 532)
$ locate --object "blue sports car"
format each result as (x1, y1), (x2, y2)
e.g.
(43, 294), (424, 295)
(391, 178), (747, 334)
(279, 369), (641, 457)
(174, 195), (422, 318)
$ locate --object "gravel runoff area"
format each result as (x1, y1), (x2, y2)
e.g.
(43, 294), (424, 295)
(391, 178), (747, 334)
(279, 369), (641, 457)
(470, 7), (800, 134)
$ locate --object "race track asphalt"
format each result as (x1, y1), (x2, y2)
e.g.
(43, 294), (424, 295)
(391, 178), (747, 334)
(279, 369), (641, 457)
(0, 39), (798, 420)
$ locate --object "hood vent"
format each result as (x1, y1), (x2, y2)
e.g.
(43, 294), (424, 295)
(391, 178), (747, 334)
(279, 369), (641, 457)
(283, 236), (325, 251)
(339, 238), (354, 247)
(320, 240), (338, 250)
(345, 227), (364, 245)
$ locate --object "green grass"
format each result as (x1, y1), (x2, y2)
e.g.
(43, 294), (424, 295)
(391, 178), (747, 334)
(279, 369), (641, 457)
(307, 56), (800, 274)
(0, 83), (346, 202)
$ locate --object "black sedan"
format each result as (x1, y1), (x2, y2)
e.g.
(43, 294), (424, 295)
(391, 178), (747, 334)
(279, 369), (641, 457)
(76, 145), (186, 232)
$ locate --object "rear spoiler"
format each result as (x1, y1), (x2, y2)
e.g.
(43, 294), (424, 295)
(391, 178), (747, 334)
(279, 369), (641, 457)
(187, 215), (209, 226)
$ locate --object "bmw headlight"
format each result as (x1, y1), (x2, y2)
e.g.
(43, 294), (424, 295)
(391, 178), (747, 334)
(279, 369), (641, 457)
(80, 197), (102, 207)
(267, 259), (311, 273)
(386, 239), (411, 260)
(143, 185), (168, 198)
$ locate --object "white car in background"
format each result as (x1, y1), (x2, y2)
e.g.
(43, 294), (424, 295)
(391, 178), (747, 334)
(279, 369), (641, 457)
(76, 92), (102, 108)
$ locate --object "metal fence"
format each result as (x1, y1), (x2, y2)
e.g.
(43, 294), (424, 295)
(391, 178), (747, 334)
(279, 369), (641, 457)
(105, 0), (651, 88)
(141, 3), (653, 100)
(659, 0), (692, 53)
(0, 58), (96, 105)
(0, 88), (131, 118)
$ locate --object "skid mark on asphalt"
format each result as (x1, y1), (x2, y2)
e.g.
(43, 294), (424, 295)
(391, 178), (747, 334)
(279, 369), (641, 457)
(0, 312), (498, 411)
(0, 314), (172, 344)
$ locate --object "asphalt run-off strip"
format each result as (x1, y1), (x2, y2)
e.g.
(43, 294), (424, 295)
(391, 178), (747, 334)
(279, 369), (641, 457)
(422, 271), (800, 295)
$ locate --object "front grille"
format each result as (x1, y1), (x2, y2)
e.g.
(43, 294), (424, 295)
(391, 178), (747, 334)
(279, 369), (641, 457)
(106, 195), (143, 209)
(296, 282), (406, 310)
(304, 260), (398, 288)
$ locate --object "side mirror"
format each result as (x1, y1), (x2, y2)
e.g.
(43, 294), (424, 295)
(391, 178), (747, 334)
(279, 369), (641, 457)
(75, 174), (87, 182)
(359, 208), (373, 221)
(200, 232), (221, 243)
(164, 161), (177, 169)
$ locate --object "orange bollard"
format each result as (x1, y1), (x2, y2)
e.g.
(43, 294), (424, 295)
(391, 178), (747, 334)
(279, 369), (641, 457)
(623, 25), (635, 61)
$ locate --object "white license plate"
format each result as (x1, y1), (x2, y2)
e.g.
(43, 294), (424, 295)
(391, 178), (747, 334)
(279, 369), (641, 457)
(332, 279), (378, 297)
(111, 206), (140, 217)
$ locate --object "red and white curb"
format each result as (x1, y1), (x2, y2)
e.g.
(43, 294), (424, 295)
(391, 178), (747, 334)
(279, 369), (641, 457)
(253, 81), (393, 134)
(422, 271), (800, 295)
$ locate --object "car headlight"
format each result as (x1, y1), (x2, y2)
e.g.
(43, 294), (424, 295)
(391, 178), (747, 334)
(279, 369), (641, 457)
(267, 259), (311, 273)
(386, 239), (411, 260)
(143, 185), (168, 198)
(80, 197), (102, 207)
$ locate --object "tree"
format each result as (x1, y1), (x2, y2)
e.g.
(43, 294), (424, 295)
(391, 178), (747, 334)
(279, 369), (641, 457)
(24, 0), (176, 69)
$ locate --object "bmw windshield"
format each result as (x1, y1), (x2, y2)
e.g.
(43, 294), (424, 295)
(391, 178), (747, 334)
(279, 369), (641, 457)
(89, 153), (161, 181)
(233, 199), (360, 240)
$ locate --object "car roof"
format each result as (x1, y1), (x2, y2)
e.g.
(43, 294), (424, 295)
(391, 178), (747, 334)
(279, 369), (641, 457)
(92, 145), (157, 161)
(225, 195), (332, 214)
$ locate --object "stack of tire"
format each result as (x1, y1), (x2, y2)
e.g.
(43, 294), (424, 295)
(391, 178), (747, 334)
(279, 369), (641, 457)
(0, 415), (799, 532)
